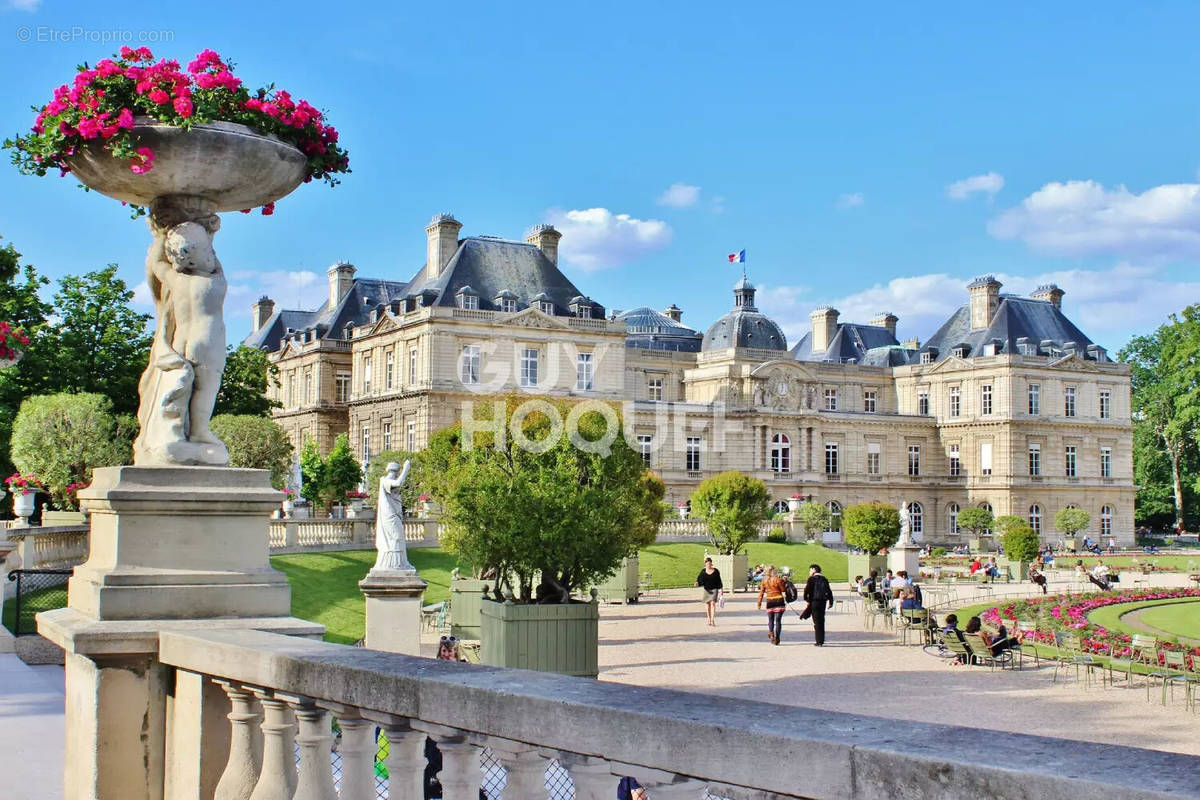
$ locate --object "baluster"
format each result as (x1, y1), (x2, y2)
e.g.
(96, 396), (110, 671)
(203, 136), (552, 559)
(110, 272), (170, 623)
(213, 680), (263, 800)
(486, 738), (550, 799)
(620, 766), (708, 800)
(321, 703), (375, 800)
(416, 724), (481, 800)
(364, 713), (425, 800)
(278, 694), (336, 800)
(560, 754), (618, 800)
(247, 689), (297, 800)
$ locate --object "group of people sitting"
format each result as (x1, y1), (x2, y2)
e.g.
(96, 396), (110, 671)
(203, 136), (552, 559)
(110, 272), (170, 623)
(967, 556), (1003, 581)
(941, 613), (1019, 662)
(853, 569), (923, 614)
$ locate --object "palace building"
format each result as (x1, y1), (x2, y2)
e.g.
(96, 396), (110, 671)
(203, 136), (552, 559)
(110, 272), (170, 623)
(246, 214), (1135, 544)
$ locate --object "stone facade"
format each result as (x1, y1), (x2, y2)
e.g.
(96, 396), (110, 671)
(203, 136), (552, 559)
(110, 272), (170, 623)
(248, 216), (1135, 545)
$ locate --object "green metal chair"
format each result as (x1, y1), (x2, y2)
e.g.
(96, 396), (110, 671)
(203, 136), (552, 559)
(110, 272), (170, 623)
(1053, 632), (1101, 687)
(963, 632), (1013, 671)
(1103, 634), (1136, 690)
(1159, 650), (1197, 707)
(897, 608), (929, 646)
(1015, 621), (1041, 669)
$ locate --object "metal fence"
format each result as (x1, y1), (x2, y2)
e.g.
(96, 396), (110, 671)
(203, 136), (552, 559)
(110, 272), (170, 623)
(5, 568), (71, 635)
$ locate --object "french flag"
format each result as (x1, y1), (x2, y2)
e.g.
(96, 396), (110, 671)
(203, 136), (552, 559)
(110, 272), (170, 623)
(728, 249), (745, 263)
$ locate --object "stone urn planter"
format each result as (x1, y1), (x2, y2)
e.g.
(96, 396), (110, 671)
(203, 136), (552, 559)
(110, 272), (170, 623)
(349, 498), (365, 515)
(595, 556), (640, 604)
(677, 505), (689, 520)
(11, 491), (36, 522)
(787, 497), (801, 513)
(281, 499), (295, 517)
(480, 597), (599, 677)
(709, 552), (749, 593)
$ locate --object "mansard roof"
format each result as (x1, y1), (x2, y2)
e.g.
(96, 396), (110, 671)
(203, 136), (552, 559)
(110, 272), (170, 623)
(915, 295), (1105, 363)
(243, 277), (410, 353)
(790, 323), (906, 364)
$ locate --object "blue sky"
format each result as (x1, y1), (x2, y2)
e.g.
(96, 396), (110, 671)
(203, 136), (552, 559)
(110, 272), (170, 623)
(2, 1), (1199, 350)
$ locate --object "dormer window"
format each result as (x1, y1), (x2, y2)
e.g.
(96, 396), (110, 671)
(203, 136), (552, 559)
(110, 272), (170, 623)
(952, 346), (968, 359)
(456, 285), (479, 310)
(500, 298), (517, 313)
(569, 295), (592, 319)
(920, 352), (934, 365)
(575, 305), (591, 319)
(539, 300), (554, 315)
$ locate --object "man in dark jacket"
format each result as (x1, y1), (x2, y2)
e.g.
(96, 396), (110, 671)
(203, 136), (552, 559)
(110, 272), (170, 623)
(802, 564), (835, 646)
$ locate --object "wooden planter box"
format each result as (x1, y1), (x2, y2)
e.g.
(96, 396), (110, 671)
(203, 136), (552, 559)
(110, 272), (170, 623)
(480, 598), (599, 677)
(710, 553), (748, 592)
(596, 556), (639, 604)
(449, 578), (490, 640)
(847, 554), (888, 583)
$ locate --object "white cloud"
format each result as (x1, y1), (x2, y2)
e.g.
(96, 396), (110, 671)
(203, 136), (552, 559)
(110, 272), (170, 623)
(545, 207), (672, 271)
(6, 0), (41, 10)
(947, 172), (1005, 201)
(657, 183), (702, 208)
(255, 269), (327, 309)
(988, 179), (1200, 259)
(131, 280), (152, 309)
(835, 192), (864, 209)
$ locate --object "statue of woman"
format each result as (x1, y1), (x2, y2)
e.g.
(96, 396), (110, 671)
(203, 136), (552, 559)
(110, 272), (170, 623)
(372, 460), (413, 572)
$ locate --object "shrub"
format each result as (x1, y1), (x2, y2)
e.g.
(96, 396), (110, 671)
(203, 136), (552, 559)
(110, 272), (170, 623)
(210, 414), (292, 489)
(1001, 523), (1042, 562)
(766, 525), (787, 543)
(690, 471), (770, 555)
(957, 507), (994, 538)
(1055, 507), (1092, 537)
(843, 502), (901, 555)
(298, 438), (324, 507)
(993, 514), (1026, 539)
(323, 434), (362, 505)
(796, 502), (831, 541)
(931, 546), (947, 557)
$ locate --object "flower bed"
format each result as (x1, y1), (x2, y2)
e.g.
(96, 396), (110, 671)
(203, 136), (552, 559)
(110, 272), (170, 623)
(979, 589), (1200, 665)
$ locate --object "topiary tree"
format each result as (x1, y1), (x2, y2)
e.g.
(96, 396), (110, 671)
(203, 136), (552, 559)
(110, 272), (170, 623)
(298, 437), (325, 507)
(10, 392), (131, 509)
(210, 414), (292, 489)
(365, 449), (427, 511)
(843, 502), (901, 555)
(1001, 523), (1041, 562)
(323, 433), (362, 506)
(1055, 507), (1091, 537)
(957, 507), (994, 538)
(796, 501), (831, 541)
(630, 471), (666, 551)
(993, 514), (1026, 539)
(690, 471), (770, 555)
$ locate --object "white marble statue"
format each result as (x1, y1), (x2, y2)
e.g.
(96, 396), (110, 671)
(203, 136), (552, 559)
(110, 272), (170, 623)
(133, 201), (229, 466)
(288, 452), (303, 497)
(372, 460), (413, 572)
(898, 502), (912, 546)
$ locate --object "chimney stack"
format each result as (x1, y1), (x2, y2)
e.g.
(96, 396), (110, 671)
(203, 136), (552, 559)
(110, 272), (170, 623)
(327, 261), (356, 309)
(809, 307), (840, 353)
(664, 304), (682, 323)
(525, 224), (562, 266)
(1031, 283), (1064, 309)
(425, 213), (463, 280)
(967, 275), (1002, 330)
(252, 296), (275, 333)
(870, 311), (898, 339)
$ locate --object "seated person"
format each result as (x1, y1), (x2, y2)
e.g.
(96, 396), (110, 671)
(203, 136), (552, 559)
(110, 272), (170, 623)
(983, 557), (1001, 580)
(1029, 567), (1048, 595)
(1088, 560), (1111, 591)
(964, 615), (1010, 657)
(968, 558), (983, 575)
(941, 613), (967, 663)
(1043, 549), (1055, 567)
(749, 564), (766, 584)
(899, 588), (922, 612)
(851, 574), (864, 593)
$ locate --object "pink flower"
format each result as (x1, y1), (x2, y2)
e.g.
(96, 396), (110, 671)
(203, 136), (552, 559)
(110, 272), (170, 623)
(261, 202), (275, 216)
(148, 88), (170, 104)
(239, 208), (252, 214)
(173, 96), (193, 118)
(77, 117), (102, 140)
(96, 59), (122, 77)
(129, 146), (155, 174)
(117, 108), (134, 129)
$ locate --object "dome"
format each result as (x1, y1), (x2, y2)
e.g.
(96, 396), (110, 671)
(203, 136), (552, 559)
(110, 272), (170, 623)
(701, 279), (787, 352)
(618, 306), (703, 353)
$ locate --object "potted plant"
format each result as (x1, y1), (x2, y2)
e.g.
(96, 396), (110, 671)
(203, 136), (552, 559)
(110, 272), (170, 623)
(345, 489), (369, 514)
(1056, 507), (1091, 554)
(280, 488), (296, 517)
(796, 501), (832, 543)
(677, 501), (689, 520)
(4, 473), (45, 522)
(0, 321), (30, 369)
(435, 398), (662, 677)
(998, 518), (1040, 581)
(957, 506), (995, 553)
(41, 481), (90, 526)
(787, 493), (803, 513)
(691, 471), (770, 593)
(416, 492), (432, 518)
(843, 502), (900, 580)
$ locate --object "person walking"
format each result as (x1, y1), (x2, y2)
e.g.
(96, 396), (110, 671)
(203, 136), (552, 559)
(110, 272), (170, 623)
(756, 565), (787, 644)
(695, 557), (724, 626)
(802, 564), (835, 646)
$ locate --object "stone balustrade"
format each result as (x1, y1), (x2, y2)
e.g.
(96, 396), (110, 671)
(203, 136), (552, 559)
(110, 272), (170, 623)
(156, 627), (1199, 800)
(267, 518), (443, 554)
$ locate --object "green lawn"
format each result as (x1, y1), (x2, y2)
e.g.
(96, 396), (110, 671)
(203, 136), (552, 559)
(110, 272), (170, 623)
(638, 542), (847, 587)
(1138, 600), (1200, 640)
(1, 582), (69, 635)
(925, 554), (1200, 572)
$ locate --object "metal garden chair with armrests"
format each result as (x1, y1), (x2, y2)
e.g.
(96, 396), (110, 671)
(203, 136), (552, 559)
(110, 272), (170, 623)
(1157, 649), (1197, 707)
(1052, 632), (1102, 687)
(963, 632), (1014, 671)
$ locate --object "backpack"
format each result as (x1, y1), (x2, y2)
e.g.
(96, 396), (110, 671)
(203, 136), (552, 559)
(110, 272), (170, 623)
(784, 579), (798, 603)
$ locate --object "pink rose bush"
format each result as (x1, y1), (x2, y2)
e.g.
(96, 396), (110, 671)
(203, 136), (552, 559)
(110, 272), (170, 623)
(4, 47), (349, 214)
(0, 320), (31, 364)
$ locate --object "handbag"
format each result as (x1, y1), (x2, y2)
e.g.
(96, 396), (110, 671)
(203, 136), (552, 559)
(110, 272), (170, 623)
(717, 589), (726, 609)
(799, 603), (812, 620)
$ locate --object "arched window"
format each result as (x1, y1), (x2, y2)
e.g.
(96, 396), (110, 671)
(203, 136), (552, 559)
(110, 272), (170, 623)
(827, 500), (842, 533)
(770, 433), (791, 473)
(948, 502), (960, 535)
(1100, 505), (1113, 538)
(772, 500), (790, 515)
(908, 502), (923, 536)
(980, 502), (993, 535)
(1029, 504), (1042, 535)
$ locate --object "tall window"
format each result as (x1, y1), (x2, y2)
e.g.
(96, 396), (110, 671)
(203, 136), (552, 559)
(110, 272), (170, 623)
(866, 442), (880, 474)
(827, 501), (842, 533)
(363, 356), (372, 394)
(335, 372), (351, 403)
(1064, 386), (1076, 417)
(908, 502), (923, 535)
(520, 347), (539, 387)
(824, 388), (838, 411)
(409, 347), (418, 385)
(361, 424), (370, 460)
(907, 444), (921, 476)
(949, 386), (961, 417)
(1028, 443), (1041, 476)
(918, 390), (929, 416)
(863, 390), (877, 413)
(825, 442), (839, 474)
(980, 502), (993, 534)
(647, 378), (664, 401)
(460, 344), (481, 385)
(382, 422), (392, 451)
(304, 370), (313, 405)
(288, 372), (295, 407)
(948, 502), (960, 535)
(1100, 505), (1113, 538)
(1100, 446), (1112, 478)
(636, 434), (653, 466)
(500, 298), (518, 313)
(948, 443), (961, 476)
(981, 384), (993, 415)
(770, 434), (791, 473)
(576, 353), (594, 391)
(980, 441), (993, 476)
(1099, 390), (1111, 419)
(406, 421), (416, 451)
(1065, 445), (1077, 477)
(1029, 504), (1042, 535)
(686, 437), (702, 472)
(1028, 383), (1040, 415)
(385, 351), (394, 390)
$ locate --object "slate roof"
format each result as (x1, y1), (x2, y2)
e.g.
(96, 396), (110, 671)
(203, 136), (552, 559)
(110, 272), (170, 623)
(243, 276), (410, 353)
(915, 295), (1106, 363)
(701, 280), (788, 352)
(790, 323), (906, 364)
(617, 307), (703, 352)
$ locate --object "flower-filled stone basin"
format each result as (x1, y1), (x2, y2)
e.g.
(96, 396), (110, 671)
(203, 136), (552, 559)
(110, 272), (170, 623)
(65, 120), (306, 211)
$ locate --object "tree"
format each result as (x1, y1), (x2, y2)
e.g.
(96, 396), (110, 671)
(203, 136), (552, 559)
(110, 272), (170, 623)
(323, 434), (362, 506)
(9, 393), (131, 509)
(992, 514), (1026, 539)
(47, 264), (151, 416)
(957, 507), (994, 539)
(630, 471), (667, 551)
(1055, 507), (1091, 537)
(1119, 306), (1200, 531)
(298, 438), (325, 507)
(365, 449), (427, 510)
(210, 414), (293, 489)
(1001, 523), (1041, 563)
(796, 501), (831, 541)
(843, 502), (901, 554)
(215, 345), (281, 417)
(436, 397), (661, 601)
(690, 471), (770, 555)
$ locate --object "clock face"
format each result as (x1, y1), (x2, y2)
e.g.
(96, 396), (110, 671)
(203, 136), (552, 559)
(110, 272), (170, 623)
(772, 376), (788, 396)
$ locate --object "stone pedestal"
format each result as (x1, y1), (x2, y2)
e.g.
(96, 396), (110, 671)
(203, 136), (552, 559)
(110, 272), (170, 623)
(360, 569), (427, 655)
(888, 542), (920, 579)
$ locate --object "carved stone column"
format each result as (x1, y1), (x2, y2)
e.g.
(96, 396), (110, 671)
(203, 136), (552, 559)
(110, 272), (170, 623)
(247, 690), (297, 800)
(322, 704), (376, 800)
(212, 681), (263, 800)
(279, 694), (336, 800)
